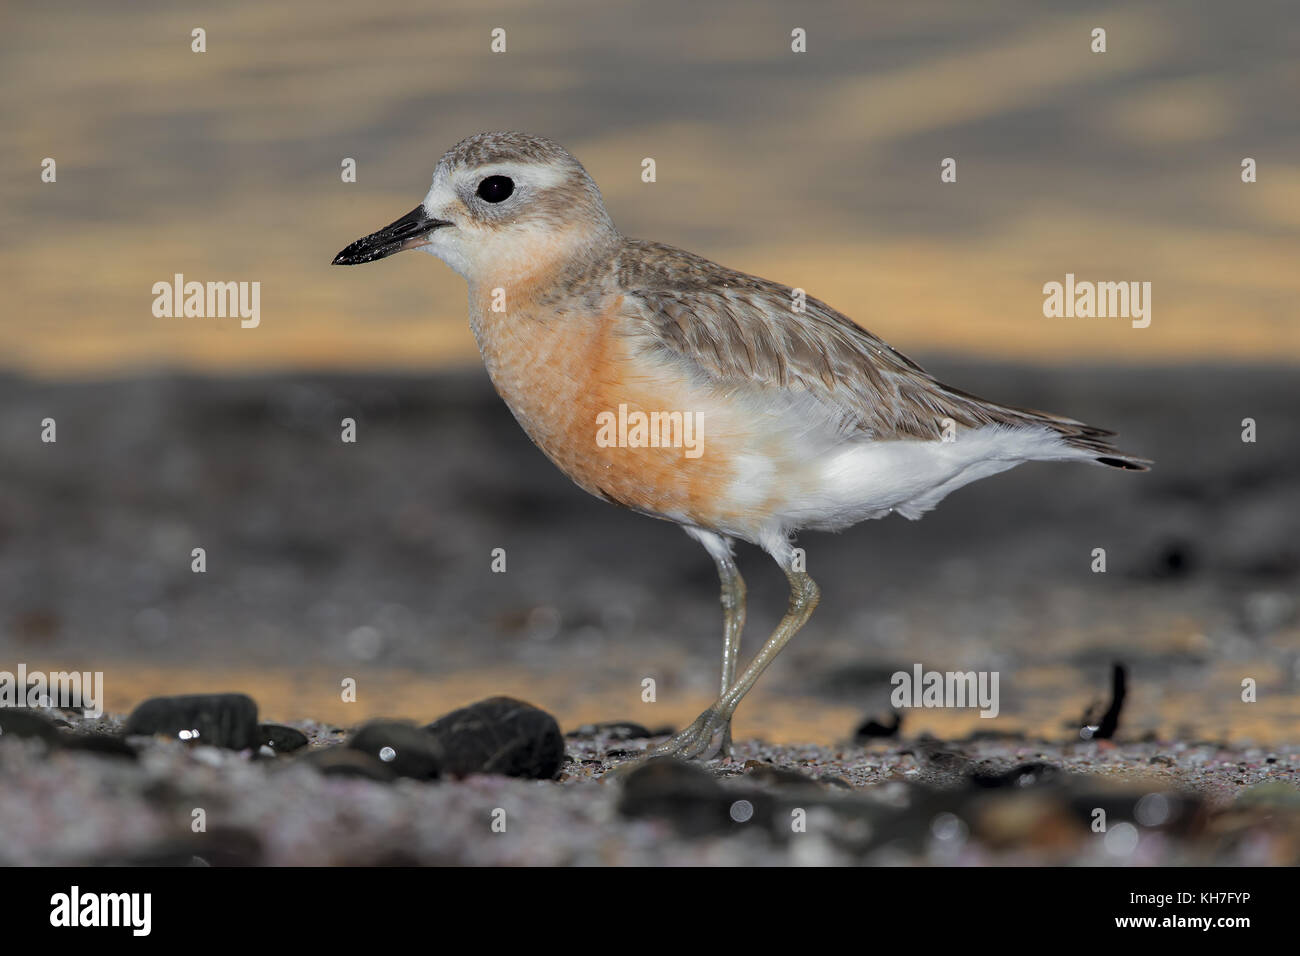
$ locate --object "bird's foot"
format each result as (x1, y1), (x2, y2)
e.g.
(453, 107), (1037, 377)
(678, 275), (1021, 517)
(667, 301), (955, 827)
(643, 707), (733, 762)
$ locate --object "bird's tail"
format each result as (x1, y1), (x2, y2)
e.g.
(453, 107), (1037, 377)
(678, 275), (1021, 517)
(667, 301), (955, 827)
(933, 382), (1152, 471)
(1007, 409), (1150, 471)
(1060, 429), (1151, 471)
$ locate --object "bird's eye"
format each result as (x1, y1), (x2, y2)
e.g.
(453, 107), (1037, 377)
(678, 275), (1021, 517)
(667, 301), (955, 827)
(476, 175), (514, 203)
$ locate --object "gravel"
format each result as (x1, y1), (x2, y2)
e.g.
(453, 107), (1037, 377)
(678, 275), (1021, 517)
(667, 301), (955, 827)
(0, 703), (1296, 866)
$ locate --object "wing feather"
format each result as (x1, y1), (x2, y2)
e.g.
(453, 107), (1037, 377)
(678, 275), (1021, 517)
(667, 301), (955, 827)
(612, 238), (1146, 467)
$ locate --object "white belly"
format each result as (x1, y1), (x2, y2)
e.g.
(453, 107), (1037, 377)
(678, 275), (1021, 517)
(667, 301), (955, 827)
(749, 423), (1088, 535)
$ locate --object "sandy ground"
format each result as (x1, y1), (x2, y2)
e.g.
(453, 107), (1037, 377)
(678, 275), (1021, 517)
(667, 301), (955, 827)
(0, 362), (1297, 864)
(1, 707), (1297, 866)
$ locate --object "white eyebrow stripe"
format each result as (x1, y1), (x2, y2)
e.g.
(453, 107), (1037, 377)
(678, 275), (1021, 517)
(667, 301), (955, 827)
(464, 162), (572, 191)
(421, 160), (572, 216)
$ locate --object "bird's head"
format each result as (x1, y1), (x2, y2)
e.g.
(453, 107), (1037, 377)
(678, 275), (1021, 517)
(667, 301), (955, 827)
(332, 131), (618, 284)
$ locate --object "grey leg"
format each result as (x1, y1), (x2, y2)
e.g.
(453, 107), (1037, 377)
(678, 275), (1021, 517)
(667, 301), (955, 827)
(648, 541), (819, 761)
(678, 527), (746, 756)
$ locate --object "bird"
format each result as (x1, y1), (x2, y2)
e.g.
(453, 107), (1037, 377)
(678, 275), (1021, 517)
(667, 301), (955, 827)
(333, 131), (1149, 761)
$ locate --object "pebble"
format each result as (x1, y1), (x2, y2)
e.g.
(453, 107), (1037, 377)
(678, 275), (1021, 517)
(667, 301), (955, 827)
(124, 693), (260, 750)
(854, 713), (902, 741)
(969, 761), (1061, 789)
(259, 724), (309, 754)
(0, 708), (62, 745)
(617, 756), (773, 836)
(348, 720), (441, 780)
(424, 697), (564, 779)
(299, 747), (397, 782)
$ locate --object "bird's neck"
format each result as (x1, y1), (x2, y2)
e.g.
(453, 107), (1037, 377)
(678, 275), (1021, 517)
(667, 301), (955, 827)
(467, 228), (620, 318)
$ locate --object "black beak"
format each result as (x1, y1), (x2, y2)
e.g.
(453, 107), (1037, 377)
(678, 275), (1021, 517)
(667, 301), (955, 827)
(332, 205), (452, 265)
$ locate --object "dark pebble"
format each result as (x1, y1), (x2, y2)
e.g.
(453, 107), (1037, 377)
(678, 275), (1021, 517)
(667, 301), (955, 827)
(617, 756), (773, 836)
(124, 693), (260, 750)
(348, 721), (441, 780)
(969, 761), (1061, 789)
(259, 723), (309, 754)
(424, 697), (564, 779)
(0, 708), (62, 745)
(854, 712), (902, 741)
(299, 747), (397, 782)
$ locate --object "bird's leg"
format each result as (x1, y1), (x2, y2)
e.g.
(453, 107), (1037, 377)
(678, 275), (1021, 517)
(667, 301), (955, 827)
(659, 529), (747, 758)
(648, 545), (818, 761)
(710, 536), (746, 756)
(715, 561), (746, 755)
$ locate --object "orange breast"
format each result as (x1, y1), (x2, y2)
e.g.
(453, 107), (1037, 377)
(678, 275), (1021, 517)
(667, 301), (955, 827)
(470, 289), (745, 528)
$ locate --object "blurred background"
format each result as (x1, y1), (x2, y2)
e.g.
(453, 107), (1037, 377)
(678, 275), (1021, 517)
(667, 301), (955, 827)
(0, 0), (1297, 744)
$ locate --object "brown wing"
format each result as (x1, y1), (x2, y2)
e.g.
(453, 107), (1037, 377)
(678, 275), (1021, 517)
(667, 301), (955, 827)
(614, 239), (1134, 460)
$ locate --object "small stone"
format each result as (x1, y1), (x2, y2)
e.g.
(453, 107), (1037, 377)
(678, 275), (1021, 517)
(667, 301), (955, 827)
(424, 697), (564, 779)
(617, 757), (772, 836)
(299, 747), (397, 782)
(348, 721), (441, 780)
(853, 712), (902, 741)
(259, 724), (309, 754)
(124, 693), (260, 750)
(0, 709), (61, 745)
(968, 761), (1060, 789)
